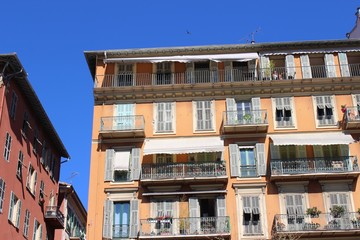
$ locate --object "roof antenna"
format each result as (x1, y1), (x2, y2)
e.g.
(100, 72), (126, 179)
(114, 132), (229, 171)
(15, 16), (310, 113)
(250, 27), (261, 44)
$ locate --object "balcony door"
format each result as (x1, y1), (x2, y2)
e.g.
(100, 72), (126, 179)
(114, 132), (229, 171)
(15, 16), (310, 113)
(113, 104), (135, 130)
(117, 64), (133, 86)
(285, 194), (305, 231)
(113, 202), (130, 238)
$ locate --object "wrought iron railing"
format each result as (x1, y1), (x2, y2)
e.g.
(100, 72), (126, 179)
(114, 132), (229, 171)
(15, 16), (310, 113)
(345, 106), (360, 122)
(140, 216), (230, 236)
(100, 115), (145, 131)
(94, 63), (360, 88)
(223, 110), (268, 126)
(274, 212), (360, 233)
(113, 224), (129, 238)
(141, 161), (226, 180)
(45, 206), (65, 226)
(270, 156), (359, 176)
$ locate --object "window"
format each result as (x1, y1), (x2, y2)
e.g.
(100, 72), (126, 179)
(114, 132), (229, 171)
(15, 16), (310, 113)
(9, 91), (18, 119)
(103, 199), (138, 239)
(17, 151), (24, 179)
(193, 100), (215, 131)
(23, 209), (30, 237)
(32, 219), (42, 240)
(0, 178), (5, 213)
(49, 155), (56, 178)
(26, 164), (37, 195)
(155, 62), (172, 85)
(33, 129), (39, 155)
(104, 148), (141, 182)
(4, 132), (12, 161)
(8, 191), (22, 228)
(229, 143), (266, 177)
(329, 193), (349, 212)
(113, 104), (135, 130)
(284, 194), (305, 230)
(156, 154), (173, 164)
(22, 111), (30, 137)
(39, 181), (45, 204)
(154, 102), (175, 133)
(67, 207), (86, 238)
(313, 96), (337, 126)
(188, 152), (221, 162)
(273, 97), (295, 128)
(242, 196), (262, 235)
(225, 98), (262, 125)
(40, 141), (47, 166)
(116, 64), (133, 86)
(152, 200), (175, 235)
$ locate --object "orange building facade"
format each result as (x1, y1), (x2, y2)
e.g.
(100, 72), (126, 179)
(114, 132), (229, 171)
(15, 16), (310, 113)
(85, 40), (360, 240)
(0, 54), (70, 239)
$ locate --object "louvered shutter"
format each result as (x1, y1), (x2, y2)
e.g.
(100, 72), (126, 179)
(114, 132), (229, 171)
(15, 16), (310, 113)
(338, 53), (350, 77)
(39, 224), (42, 240)
(16, 200), (21, 228)
(275, 98), (283, 126)
(252, 97), (261, 123)
(131, 148), (141, 180)
(229, 144), (240, 177)
(285, 195), (296, 215)
(324, 96), (335, 124)
(294, 195), (304, 215)
(189, 197), (200, 233)
(283, 97), (293, 126)
(186, 62), (194, 83)
(33, 171), (37, 195)
(324, 54), (337, 77)
(156, 103), (164, 132)
(103, 200), (113, 239)
(226, 98), (237, 124)
(248, 59), (257, 78)
(8, 191), (14, 221)
(210, 61), (218, 82)
(216, 196), (227, 232)
(129, 199), (139, 238)
(285, 55), (296, 79)
(165, 102), (173, 132)
(300, 55), (312, 78)
(104, 149), (114, 181)
(260, 56), (270, 79)
(242, 196), (252, 234)
(224, 62), (233, 82)
(256, 143), (266, 176)
(0, 179), (5, 212)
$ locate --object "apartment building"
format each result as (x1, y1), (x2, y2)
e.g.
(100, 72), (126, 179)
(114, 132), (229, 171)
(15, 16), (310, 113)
(0, 54), (70, 240)
(55, 182), (87, 240)
(85, 39), (360, 240)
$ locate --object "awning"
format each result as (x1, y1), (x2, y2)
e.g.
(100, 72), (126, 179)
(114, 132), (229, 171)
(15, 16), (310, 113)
(104, 53), (258, 63)
(143, 136), (224, 155)
(269, 132), (354, 146)
(113, 150), (130, 170)
(262, 47), (360, 56)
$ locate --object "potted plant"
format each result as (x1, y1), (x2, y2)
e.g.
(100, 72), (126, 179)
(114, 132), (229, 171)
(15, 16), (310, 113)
(341, 104), (347, 113)
(306, 207), (322, 218)
(243, 113), (252, 123)
(330, 205), (345, 218)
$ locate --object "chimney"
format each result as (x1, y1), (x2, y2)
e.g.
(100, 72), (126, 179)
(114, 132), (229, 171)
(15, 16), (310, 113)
(347, 7), (360, 39)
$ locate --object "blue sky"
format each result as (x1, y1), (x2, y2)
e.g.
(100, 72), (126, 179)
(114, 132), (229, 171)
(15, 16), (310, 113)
(0, 0), (358, 209)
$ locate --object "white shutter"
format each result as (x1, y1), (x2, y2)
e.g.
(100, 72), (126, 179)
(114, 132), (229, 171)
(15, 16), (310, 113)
(186, 62), (194, 83)
(8, 191), (14, 221)
(338, 53), (350, 77)
(300, 55), (312, 78)
(229, 144), (240, 177)
(285, 55), (296, 79)
(16, 200), (22, 228)
(104, 149), (114, 181)
(260, 56), (270, 79)
(103, 200), (113, 239)
(248, 60), (257, 78)
(256, 143), (266, 176)
(251, 97), (261, 123)
(129, 199), (139, 238)
(210, 61), (218, 82)
(216, 196), (227, 232)
(324, 54), (337, 77)
(226, 98), (237, 124)
(189, 197), (200, 234)
(131, 148), (141, 180)
(224, 62), (233, 82)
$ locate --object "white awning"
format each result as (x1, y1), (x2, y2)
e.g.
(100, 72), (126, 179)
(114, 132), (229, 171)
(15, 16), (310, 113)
(143, 136), (224, 155)
(262, 47), (360, 56)
(104, 53), (259, 63)
(113, 151), (130, 170)
(269, 132), (354, 146)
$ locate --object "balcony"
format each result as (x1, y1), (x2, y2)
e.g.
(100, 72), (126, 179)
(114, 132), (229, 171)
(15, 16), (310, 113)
(222, 110), (268, 133)
(44, 206), (65, 229)
(141, 161), (227, 184)
(139, 216), (230, 238)
(99, 115), (145, 138)
(270, 156), (360, 180)
(344, 106), (360, 129)
(112, 224), (129, 239)
(274, 212), (360, 237)
(94, 63), (360, 89)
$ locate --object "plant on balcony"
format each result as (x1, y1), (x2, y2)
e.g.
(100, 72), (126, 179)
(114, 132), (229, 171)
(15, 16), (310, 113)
(179, 220), (189, 235)
(243, 113), (252, 123)
(330, 205), (345, 218)
(341, 104), (347, 113)
(306, 207), (321, 218)
(303, 222), (320, 230)
(276, 222), (285, 231)
(326, 219), (341, 229)
(351, 218), (360, 228)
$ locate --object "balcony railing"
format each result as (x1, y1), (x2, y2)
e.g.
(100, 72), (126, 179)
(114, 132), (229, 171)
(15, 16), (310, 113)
(94, 63), (360, 88)
(223, 110), (268, 126)
(345, 106), (360, 122)
(270, 156), (359, 176)
(100, 115), (145, 131)
(113, 224), (129, 238)
(274, 212), (360, 233)
(140, 216), (230, 237)
(141, 161), (226, 180)
(45, 206), (65, 229)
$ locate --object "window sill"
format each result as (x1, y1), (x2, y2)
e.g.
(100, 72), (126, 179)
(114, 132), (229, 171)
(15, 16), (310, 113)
(153, 131), (176, 135)
(193, 129), (216, 134)
(274, 126), (297, 130)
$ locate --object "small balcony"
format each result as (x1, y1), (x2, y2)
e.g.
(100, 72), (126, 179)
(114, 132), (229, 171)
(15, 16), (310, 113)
(274, 212), (360, 237)
(44, 206), (65, 229)
(112, 224), (129, 239)
(141, 161), (227, 184)
(270, 156), (360, 180)
(99, 115), (145, 138)
(222, 110), (268, 133)
(344, 106), (360, 129)
(139, 216), (230, 238)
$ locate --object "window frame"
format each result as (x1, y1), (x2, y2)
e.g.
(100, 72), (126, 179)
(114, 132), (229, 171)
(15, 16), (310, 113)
(0, 178), (5, 213)
(313, 95), (338, 127)
(8, 191), (22, 228)
(23, 209), (30, 237)
(16, 150), (24, 179)
(193, 100), (215, 132)
(153, 102), (176, 134)
(9, 91), (18, 120)
(272, 97), (297, 129)
(4, 132), (12, 161)
(26, 164), (37, 196)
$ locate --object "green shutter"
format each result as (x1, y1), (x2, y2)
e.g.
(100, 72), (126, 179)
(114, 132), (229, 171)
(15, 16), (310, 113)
(256, 143), (266, 176)
(131, 148), (141, 180)
(103, 199), (113, 239)
(104, 149), (114, 181)
(129, 199), (139, 238)
(229, 144), (240, 177)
